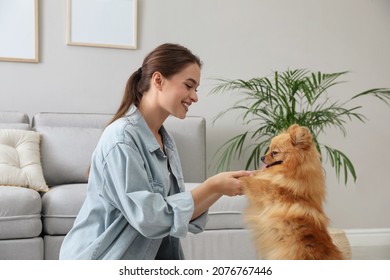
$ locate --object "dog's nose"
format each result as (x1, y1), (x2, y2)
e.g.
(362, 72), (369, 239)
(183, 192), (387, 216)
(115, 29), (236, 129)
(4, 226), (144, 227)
(261, 156), (265, 163)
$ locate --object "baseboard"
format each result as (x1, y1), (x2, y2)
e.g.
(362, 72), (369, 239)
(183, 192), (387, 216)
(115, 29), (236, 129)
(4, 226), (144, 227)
(344, 228), (390, 247)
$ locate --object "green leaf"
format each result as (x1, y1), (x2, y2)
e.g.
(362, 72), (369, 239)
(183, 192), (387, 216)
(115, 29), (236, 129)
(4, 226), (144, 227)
(352, 88), (390, 106)
(323, 145), (357, 184)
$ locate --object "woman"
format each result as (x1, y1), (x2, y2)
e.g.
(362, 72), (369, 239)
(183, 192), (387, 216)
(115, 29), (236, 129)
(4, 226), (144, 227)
(59, 43), (250, 260)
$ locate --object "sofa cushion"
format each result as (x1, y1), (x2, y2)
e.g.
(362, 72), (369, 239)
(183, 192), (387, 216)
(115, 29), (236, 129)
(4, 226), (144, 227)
(185, 183), (247, 229)
(36, 127), (102, 186)
(0, 129), (48, 192)
(41, 184), (88, 235)
(0, 186), (42, 239)
(44, 235), (64, 260)
(0, 111), (29, 124)
(32, 113), (112, 186)
(0, 238), (44, 260)
(0, 111), (30, 130)
(164, 116), (206, 183)
(0, 123), (30, 130)
(207, 195), (248, 229)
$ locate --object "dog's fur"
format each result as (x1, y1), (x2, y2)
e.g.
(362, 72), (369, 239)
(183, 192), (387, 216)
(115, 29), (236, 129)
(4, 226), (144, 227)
(240, 124), (344, 260)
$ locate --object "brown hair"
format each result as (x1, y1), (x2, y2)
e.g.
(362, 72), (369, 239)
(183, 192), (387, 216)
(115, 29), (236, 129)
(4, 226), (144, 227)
(110, 43), (202, 125)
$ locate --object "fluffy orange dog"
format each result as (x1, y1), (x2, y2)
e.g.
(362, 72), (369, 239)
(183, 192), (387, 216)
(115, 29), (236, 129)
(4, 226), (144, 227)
(240, 124), (343, 260)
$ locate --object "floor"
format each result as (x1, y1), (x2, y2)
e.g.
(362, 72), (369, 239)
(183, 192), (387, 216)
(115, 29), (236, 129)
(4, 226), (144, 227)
(351, 245), (390, 260)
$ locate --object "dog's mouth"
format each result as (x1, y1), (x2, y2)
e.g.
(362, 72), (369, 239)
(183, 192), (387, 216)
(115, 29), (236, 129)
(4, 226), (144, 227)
(266, 160), (283, 168)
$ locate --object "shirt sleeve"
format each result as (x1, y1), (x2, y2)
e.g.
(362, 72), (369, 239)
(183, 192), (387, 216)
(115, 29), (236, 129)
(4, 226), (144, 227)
(100, 142), (196, 239)
(188, 211), (208, 234)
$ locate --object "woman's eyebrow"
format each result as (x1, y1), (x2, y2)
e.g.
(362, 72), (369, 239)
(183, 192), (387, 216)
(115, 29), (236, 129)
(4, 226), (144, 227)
(186, 78), (199, 86)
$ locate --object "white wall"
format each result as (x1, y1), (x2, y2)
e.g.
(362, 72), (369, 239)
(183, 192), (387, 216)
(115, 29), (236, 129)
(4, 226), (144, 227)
(1, 0), (389, 230)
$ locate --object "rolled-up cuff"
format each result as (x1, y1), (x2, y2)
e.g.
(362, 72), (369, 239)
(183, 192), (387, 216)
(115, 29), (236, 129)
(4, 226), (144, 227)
(165, 191), (195, 238)
(189, 210), (208, 234)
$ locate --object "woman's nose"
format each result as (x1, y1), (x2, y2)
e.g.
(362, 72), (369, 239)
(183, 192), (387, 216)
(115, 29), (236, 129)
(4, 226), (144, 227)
(190, 91), (198, 103)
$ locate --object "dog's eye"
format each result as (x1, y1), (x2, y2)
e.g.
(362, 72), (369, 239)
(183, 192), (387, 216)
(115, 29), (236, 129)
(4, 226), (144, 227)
(271, 151), (279, 157)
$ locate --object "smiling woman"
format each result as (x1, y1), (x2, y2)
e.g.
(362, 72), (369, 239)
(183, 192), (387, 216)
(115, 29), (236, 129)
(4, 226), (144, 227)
(59, 43), (252, 260)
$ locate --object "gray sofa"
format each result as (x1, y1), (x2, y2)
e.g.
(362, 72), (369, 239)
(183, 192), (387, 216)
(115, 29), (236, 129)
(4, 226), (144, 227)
(0, 111), (256, 260)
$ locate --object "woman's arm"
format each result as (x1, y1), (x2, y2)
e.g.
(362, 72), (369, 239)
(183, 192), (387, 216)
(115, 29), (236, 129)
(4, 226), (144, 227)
(101, 143), (196, 239)
(190, 170), (251, 220)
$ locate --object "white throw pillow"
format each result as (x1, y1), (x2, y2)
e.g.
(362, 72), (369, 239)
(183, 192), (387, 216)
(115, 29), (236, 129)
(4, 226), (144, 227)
(0, 129), (48, 192)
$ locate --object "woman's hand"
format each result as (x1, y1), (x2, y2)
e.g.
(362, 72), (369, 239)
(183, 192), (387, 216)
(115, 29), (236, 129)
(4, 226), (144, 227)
(205, 170), (252, 196)
(190, 170), (252, 219)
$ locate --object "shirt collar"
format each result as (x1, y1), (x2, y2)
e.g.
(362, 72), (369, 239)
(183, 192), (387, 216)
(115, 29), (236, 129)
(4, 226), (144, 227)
(125, 105), (176, 153)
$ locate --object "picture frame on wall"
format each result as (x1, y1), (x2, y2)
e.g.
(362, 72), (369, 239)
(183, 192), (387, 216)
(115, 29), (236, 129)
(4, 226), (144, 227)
(66, 0), (137, 50)
(0, 0), (39, 63)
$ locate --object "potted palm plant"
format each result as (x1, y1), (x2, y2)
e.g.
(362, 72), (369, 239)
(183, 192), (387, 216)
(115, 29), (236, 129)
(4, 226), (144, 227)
(211, 69), (390, 184)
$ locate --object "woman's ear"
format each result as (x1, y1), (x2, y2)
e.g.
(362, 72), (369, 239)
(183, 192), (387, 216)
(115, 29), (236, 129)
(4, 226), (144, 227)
(152, 71), (164, 90)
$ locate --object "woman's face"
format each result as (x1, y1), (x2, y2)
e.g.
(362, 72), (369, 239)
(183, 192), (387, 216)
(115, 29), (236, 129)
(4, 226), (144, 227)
(159, 63), (200, 119)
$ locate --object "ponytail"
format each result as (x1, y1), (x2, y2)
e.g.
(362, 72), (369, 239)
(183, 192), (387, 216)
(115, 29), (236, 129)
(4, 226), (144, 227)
(109, 68), (142, 125)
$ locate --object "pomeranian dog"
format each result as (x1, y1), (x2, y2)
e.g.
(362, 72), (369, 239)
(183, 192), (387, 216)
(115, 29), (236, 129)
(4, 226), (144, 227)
(240, 124), (344, 260)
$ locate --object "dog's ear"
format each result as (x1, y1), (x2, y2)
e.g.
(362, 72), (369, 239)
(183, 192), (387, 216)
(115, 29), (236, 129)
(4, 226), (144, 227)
(288, 124), (313, 149)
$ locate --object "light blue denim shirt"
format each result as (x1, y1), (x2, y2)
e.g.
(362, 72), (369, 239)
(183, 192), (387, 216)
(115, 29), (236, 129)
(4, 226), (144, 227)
(59, 106), (207, 259)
